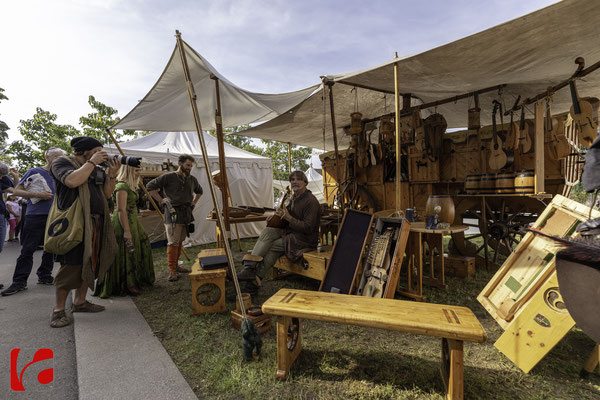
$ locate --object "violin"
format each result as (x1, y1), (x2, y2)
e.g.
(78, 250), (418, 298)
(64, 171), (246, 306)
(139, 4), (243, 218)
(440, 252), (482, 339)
(569, 80), (598, 148)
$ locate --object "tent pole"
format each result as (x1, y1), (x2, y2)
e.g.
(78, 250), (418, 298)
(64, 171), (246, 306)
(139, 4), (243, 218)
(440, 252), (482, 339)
(394, 54), (403, 211)
(210, 75), (232, 247)
(287, 142), (292, 174)
(104, 128), (190, 261)
(324, 80), (343, 214)
(175, 30), (247, 319)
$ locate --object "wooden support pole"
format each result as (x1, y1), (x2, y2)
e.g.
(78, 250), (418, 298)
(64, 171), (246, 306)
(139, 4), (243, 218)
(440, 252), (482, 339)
(104, 128), (190, 261)
(287, 142), (292, 174)
(534, 102), (545, 194)
(210, 75), (232, 242)
(175, 30), (246, 319)
(325, 80), (343, 214)
(394, 56), (402, 210)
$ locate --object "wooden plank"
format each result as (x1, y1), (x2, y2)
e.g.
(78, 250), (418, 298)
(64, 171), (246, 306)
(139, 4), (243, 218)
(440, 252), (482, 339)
(263, 289), (487, 343)
(383, 219), (411, 299)
(534, 102), (545, 193)
(494, 272), (575, 373)
(274, 249), (331, 281)
(276, 316), (302, 380)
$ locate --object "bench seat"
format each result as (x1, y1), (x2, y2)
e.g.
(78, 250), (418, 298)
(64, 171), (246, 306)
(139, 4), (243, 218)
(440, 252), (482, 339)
(262, 289), (487, 400)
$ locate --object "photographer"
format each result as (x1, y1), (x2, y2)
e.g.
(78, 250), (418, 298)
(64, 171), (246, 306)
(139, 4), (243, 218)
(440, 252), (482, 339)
(49, 137), (119, 328)
(146, 154), (202, 282)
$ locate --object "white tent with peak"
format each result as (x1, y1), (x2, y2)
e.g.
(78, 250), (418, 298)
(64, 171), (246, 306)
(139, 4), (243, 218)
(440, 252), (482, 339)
(105, 131), (273, 245)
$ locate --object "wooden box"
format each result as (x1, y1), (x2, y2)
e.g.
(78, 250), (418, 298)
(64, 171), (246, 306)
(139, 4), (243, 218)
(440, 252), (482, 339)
(477, 195), (599, 329)
(231, 310), (271, 335)
(274, 247), (331, 281)
(444, 254), (475, 278)
(189, 249), (227, 314)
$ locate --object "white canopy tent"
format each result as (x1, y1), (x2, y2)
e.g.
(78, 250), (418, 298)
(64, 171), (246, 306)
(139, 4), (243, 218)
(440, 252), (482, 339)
(273, 166), (325, 204)
(111, 39), (319, 132)
(105, 131), (273, 245)
(243, 0), (600, 150)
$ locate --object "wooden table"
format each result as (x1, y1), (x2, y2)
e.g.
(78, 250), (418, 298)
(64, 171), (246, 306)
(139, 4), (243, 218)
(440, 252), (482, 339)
(398, 222), (468, 301)
(263, 288), (487, 400)
(206, 214), (268, 249)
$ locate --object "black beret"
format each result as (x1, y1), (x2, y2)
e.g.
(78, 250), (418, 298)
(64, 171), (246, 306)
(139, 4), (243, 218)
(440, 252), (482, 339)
(70, 137), (103, 152)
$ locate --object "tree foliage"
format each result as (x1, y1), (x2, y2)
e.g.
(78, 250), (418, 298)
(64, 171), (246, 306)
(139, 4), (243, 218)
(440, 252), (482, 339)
(79, 95), (136, 142)
(0, 88), (9, 147)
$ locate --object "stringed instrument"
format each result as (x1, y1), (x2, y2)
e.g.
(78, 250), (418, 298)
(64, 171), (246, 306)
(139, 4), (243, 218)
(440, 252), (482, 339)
(266, 187), (290, 228)
(545, 99), (571, 160)
(489, 100), (509, 170)
(505, 95), (521, 153)
(516, 106), (533, 154)
(361, 227), (395, 298)
(569, 80), (599, 148)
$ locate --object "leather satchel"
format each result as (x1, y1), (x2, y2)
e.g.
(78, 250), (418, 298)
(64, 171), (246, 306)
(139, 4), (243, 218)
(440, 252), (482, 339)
(199, 255), (228, 270)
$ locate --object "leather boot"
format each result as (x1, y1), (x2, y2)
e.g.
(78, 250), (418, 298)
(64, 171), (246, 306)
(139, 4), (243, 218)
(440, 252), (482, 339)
(237, 254), (263, 281)
(175, 243), (190, 273)
(167, 245), (179, 281)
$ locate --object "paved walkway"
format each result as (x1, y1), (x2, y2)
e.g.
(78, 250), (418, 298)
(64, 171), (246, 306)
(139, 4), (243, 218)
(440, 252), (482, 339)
(0, 241), (197, 399)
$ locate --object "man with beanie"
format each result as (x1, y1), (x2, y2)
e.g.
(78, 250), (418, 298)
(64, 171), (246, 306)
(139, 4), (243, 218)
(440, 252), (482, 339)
(1, 147), (66, 296)
(49, 137), (119, 328)
(147, 154), (202, 282)
(237, 170), (321, 297)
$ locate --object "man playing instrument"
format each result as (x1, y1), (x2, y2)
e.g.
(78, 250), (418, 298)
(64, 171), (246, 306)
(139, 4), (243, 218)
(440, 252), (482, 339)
(237, 170), (321, 296)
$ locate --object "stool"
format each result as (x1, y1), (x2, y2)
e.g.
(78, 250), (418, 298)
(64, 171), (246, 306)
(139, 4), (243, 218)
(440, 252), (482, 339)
(189, 249), (227, 314)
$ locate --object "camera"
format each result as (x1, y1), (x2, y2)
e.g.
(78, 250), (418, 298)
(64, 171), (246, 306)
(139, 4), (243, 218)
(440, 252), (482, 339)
(101, 155), (142, 168)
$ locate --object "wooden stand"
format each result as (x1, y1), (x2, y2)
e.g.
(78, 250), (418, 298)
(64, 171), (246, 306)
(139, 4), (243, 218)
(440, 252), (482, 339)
(581, 344), (600, 377)
(263, 289), (487, 399)
(273, 247), (332, 281)
(398, 223), (468, 301)
(189, 249), (227, 314)
(231, 310), (272, 335)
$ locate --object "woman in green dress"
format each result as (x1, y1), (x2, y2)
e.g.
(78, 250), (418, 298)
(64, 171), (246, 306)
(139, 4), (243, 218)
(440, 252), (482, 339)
(94, 166), (155, 298)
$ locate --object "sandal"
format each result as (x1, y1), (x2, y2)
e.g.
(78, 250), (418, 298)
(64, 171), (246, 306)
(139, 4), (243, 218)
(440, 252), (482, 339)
(50, 310), (71, 328)
(71, 300), (105, 313)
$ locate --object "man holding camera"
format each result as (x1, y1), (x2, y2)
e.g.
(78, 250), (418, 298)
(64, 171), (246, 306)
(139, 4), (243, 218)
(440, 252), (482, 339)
(49, 137), (120, 328)
(1, 147), (66, 297)
(147, 154), (203, 282)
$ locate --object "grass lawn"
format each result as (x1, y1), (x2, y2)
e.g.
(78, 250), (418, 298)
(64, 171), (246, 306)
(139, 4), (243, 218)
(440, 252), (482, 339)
(132, 239), (600, 399)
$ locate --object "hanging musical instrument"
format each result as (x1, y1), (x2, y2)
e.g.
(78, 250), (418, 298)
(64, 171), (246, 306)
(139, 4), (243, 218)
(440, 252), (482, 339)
(266, 187), (291, 228)
(545, 97), (571, 160)
(516, 105), (533, 154)
(569, 80), (598, 148)
(489, 100), (509, 170)
(505, 95), (521, 152)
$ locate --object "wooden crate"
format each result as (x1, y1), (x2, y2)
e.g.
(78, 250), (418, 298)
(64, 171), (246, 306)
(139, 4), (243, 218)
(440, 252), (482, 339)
(444, 254), (475, 278)
(494, 271), (575, 373)
(477, 195), (599, 329)
(189, 249), (227, 314)
(274, 247), (331, 281)
(231, 310), (271, 335)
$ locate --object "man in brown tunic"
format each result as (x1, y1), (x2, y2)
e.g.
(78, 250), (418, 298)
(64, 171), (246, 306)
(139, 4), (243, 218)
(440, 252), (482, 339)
(237, 170), (321, 296)
(147, 154), (203, 281)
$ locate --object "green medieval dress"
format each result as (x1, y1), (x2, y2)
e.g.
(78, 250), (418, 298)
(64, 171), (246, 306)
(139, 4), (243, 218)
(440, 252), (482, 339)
(94, 182), (155, 298)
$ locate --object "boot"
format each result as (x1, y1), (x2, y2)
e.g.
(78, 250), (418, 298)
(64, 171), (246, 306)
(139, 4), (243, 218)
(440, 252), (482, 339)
(175, 243), (190, 273)
(167, 245), (179, 281)
(243, 279), (261, 297)
(237, 254), (263, 281)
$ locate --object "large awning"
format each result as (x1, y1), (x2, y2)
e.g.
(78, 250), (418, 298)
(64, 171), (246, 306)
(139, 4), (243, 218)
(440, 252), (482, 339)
(112, 39), (318, 132)
(243, 0), (600, 150)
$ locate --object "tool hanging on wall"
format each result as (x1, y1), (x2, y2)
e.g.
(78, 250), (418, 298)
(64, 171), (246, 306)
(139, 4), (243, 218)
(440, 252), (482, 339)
(423, 113), (447, 162)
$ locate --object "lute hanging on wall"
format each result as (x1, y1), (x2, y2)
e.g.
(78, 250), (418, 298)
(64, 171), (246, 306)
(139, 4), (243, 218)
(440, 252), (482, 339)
(569, 80), (598, 148)
(545, 97), (571, 160)
(516, 105), (533, 154)
(489, 100), (509, 170)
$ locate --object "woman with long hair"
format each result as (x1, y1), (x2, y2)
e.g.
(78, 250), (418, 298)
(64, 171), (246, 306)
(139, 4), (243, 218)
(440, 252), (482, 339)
(94, 165), (154, 298)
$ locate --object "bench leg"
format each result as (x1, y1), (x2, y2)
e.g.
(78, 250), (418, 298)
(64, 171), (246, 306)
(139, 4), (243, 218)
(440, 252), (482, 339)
(440, 338), (464, 400)
(581, 344), (600, 378)
(276, 316), (302, 380)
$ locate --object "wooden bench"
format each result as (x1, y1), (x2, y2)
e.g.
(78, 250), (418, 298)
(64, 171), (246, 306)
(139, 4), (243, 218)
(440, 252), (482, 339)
(262, 289), (487, 400)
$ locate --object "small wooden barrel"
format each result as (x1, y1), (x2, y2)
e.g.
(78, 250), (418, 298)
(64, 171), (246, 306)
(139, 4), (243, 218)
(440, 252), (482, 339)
(465, 174), (481, 195)
(425, 195), (455, 224)
(515, 170), (535, 194)
(496, 172), (515, 194)
(479, 173), (497, 194)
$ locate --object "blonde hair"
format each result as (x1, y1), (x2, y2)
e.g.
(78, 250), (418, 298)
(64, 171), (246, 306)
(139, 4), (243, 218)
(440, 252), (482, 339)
(116, 165), (140, 190)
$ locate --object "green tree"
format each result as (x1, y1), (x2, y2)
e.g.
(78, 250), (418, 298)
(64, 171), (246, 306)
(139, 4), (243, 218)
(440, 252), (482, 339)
(260, 140), (312, 181)
(0, 88), (12, 164)
(79, 95), (136, 142)
(208, 125), (262, 154)
(9, 108), (79, 172)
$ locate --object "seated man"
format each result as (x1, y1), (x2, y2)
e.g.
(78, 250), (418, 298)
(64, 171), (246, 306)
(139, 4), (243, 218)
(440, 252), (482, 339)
(237, 170), (321, 296)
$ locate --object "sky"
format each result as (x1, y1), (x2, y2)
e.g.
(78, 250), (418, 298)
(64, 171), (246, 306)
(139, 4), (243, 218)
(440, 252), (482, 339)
(1, 0), (558, 161)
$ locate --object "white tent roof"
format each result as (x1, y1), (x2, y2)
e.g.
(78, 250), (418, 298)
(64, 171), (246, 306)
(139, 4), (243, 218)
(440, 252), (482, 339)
(107, 131), (270, 165)
(243, 0), (600, 150)
(111, 39), (318, 132)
